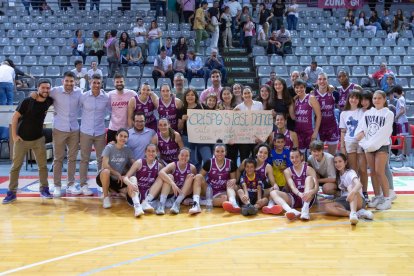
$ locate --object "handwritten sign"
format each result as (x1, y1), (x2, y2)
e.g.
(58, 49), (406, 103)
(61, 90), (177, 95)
(187, 110), (274, 144)
(318, 0), (364, 9)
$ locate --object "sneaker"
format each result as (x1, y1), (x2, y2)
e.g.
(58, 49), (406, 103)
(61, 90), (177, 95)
(222, 201), (241, 213)
(363, 192), (370, 203)
(170, 202), (181, 214)
(40, 187), (53, 199)
(103, 196), (111, 208)
(189, 202), (202, 214)
(262, 205), (283, 215)
(2, 191), (16, 204)
(349, 212), (359, 225)
(395, 154), (407, 162)
(53, 186), (62, 198)
(390, 153), (397, 160)
(376, 197), (392, 210)
(156, 205), (165, 215)
(141, 201), (154, 213)
(241, 205), (250, 216)
(367, 196), (383, 208)
(134, 204), (144, 217)
(300, 208), (310, 220)
(67, 185), (81, 195)
(389, 190), (397, 202)
(356, 209), (374, 220)
(285, 209), (301, 221)
(81, 185), (93, 196)
(248, 204), (258, 215)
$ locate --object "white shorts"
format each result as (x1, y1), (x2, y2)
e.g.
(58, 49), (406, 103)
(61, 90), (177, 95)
(345, 141), (363, 154)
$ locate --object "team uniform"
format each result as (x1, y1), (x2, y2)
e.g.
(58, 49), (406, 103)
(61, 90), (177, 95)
(158, 96), (178, 131)
(172, 161), (192, 188)
(135, 159), (159, 199)
(157, 132), (180, 165)
(239, 172), (263, 205)
(254, 162), (271, 189)
(287, 163), (316, 208)
(275, 129), (294, 150)
(314, 90), (339, 144)
(203, 158), (237, 196)
(338, 83), (356, 111)
(269, 148), (292, 188)
(295, 94), (314, 150)
(134, 95), (157, 131)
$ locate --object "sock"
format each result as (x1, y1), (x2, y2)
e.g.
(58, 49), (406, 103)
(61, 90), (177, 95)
(229, 195), (238, 206)
(302, 201), (310, 212)
(281, 202), (291, 212)
(132, 193), (141, 205)
(146, 194), (154, 202)
(268, 199), (275, 207)
(159, 195), (167, 207)
(193, 195), (200, 205)
(175, 194), (185, 205)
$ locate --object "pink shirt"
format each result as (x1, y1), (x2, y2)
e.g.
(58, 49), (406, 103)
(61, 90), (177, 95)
(200, 85), (223, 104)
(108, 89), (137, 131)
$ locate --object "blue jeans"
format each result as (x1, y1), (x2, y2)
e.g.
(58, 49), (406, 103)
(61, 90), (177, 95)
(287, 15), (298, 31)
(148, 39), (160, 56)
(90, 0), (100, 10)
(0, 82), (14, 105)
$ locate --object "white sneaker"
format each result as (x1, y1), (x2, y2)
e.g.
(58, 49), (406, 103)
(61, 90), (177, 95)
(156, 205), (165, 215)
(390, 153), (396, 160)
(81, 185), (93, 196)
(103, 196), (111, 208)
(188, 202), (201, 214)
(367, 196), (383, 208)
(141, 201), (154, 213)
(376, 197), (392, 210)
(349, 212), (359, 225)
(53, 186), (62, 198)
(170, 202), (180, 214)
(285, 209), (301, 220)
(395, 154), (407, 162)
(134, 204), (144, 217)
(356, 209), (374, 220)
(389, 190), (397, 202)
(300, 208), (310, 220)
(67, 185), (81, 195)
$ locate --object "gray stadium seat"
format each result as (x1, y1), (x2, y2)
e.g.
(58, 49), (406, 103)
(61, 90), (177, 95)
(359, 56), (372, 65)
(315, 56), (328, 65)
(85, 56), (98, 65)
(32, 46), (46, 56)
(53, 37), (67, 47)
(401, 30), (413, 39)
(47, 46), (60, 56)
(408, 47), (414, 55)
(274, 66), (288, 76)
(373, 56), (387, 65)
(309, 46), (321, 55)
(344, 38), (355, 47)
(323, 46), (336, 55)
(9, 56), (22, 65)
(54, 56), (68, 66)
(300, 56), (312, 65)
(365, 46), (378, 56)
(16, 45), (30, 56)
(105, 78), (115, 90)
(375, 30), (387, 38)
(258, 66), (273, 77)
(11, 38), (25, 47)
(252, 46), (265, 56)
(30, 66), (44, 77)
(357, 38), (370, 47)
(45, 66), (61, 77)
(316, 38), (328, 47)
(2, 46), (16, 55)
(411, 78), (414, 88)
(142, 66), (153, 77)
(254, 56), (269, 66)
(393, 46), (406, 55)
(38, 56), (53, 66)
(269, 55), (283, 66)
(126, 66), (141, 77)
(350, 30), (362, 38)
(388, 56), (402, 65)
(323, 65), (335, 76)
(384, 38), (396, 46)
(61, 46), (73, 56)
(329, 56), (342, 66)
(26, 38), (38, 46)
(397, 38), (410, 47)
(344, 56), (358, 65)
(352, 66), (366, 77)
(370, 38), (383, 47)
(23, 56), (37, 66)
(290, 65), (303, 74)
(330, 37), (342, 47)
(140, 78), (155, 88)
(403, 56), (414, 65)
(304, 38), (313, 47)
(399, 66), (413, 76)
(69, 56), (82, 65)
(190, 78), (206, 90)
(379, 47), (392, 56)
(125, 78), (139, 90)
(363, 30), (375, 38)
(285, 56), (298, 65)
(295, 46), (307, 55)
(337, 46), (350, 56)
(39, 38), (52, 46)
(396, 78), (409, 89)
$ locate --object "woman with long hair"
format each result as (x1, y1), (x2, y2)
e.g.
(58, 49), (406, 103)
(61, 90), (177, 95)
(256, 84), (274, 110)
(272, 77), (296, 131)
(127, 82), (159, 131)
(157, 83), (183, 131)
(147, 20), (162, 56)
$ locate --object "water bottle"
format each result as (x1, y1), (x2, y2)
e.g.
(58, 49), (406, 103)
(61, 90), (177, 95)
(205, 185), (213, 212)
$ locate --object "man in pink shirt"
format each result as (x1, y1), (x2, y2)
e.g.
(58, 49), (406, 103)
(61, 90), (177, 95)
(199, 69), (222, 104)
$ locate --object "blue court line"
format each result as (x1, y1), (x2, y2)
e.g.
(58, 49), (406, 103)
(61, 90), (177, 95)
(79, 217), (414, 276)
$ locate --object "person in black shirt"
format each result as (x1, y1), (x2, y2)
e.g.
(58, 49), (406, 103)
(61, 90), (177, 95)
(2, 79), (54, 204)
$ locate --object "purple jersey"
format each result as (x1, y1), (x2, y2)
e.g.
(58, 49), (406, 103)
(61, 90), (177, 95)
(289, 163), (308, 193)
(314, 90), (338, 130)
(255, 162), (267, 182)
(338, 83), (355, 110)
(135, 159), (159, 197)
(208, 158), (232, 195)
(295, 94), (313, 133)
(276, 129), (294, 150)
(172, 161), (192, 188)
(135, 95), (157, 131)
(157, 132), (179, 164)
(158, 96), (178, 131)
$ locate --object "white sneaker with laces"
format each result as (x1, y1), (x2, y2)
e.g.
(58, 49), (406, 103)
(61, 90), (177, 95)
(188, 202), (201, 214)
(389, 190), (397, 202)
(285, 209), (301, 220)
(356, 209), (374, 220)
(376, 197), (392, 210)
(134, 204), (144, 217)
(53, 186), (62, 198)
(367, 196), (383, 208)
(67, 185), (81, 195)
(156, 205), (165, 215)
(349, 212), (359, 225)
(141, 201), (154, 213)
(81, 185), (93, 196)
(395, 154), (407, 162)
(170, 202), (180, 214)
(103, 196), (111, 208)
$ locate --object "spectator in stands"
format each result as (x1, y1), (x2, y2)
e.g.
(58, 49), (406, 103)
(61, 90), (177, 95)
(256, 84), (274, 110)
(152, 46), (174, 89)
(103, 31), (111, 54)
(345, 9), (357, 31)
(133, 18), (148, 61)
(71, 30), (87, 64)
(0, 59), (16, 105)
(22, 0), (31, 14)
(395, 9), (406, 31)
(237, 6), (250, 48)
(232, 83), (243, 105)
(218, 86), (237, 110)
(270, 0), (285, 31)
(304, 61), (324, 87)
(388, 15), (400, 40)
(208, 7), (221, 49)
(276, 25), (292, 54)
(267, 31), (284, 56)
(257, 3), (271, 39)
(127, 40), (143, 66)
(60, 0), (72, 11)
(88, 31), (104, 65)
(221, 6), (233, 48)
(148, 20), (162, 57)
(408, 11), (414, 35)
(200, 69), (223, 103)
(365, 10), (383, 35)
(87, 61), (103, 79)
(173, 37), (188, 58)
(286, 0), (299, 31)
(121, 0), (131, 11)
(106, 30), (120, 78)
(179, 0), (195, 23)
(266, 71), (277, 86)
(357, 11), (367, 31)
(78, 0), (86, 10)
(173, 52), (188, 77)
(369, 62), (393, 88)
(90, 0), (100, 11)
(381, 8), (392, 32)
(172, 73), (186, 101)
(156, 0), (167, 17)
(119, 32), (131, 49)
(227, 0), (242, 38)
(164, 37), (174, 57)
(243, 15), (255, 56)
(256, 25), (268, 47)
(272, 77), (295, 131)
(119, 41), (129, 76)
(186, 50), (206, 86)
(205, 48), (227, 85)
(194, 1), (209, 55)
(71, 60), (89, 91)
(40, 1), (52, 13)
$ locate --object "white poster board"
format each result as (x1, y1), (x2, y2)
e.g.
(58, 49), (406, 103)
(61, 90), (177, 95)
(187, 110), (274, 144)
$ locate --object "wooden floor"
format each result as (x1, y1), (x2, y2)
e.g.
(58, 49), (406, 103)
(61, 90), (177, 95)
(1, 196), (413, 275)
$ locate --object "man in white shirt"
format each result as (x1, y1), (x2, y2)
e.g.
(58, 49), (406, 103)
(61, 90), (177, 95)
(304, 61), (324, 87)
(0, 59), (16, 105)
(226, 0), (242, 37)
(71, 60), (89, 91)
(132, 18), (147, 60)
(87, 61), (103, 79)
(152, 46), (174, 89)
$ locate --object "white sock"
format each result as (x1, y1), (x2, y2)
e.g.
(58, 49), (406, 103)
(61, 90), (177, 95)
(175, 194), (185, 205)
(281, 202), (292, 212)
(132, 193), (140, 206)
(159, 195), (167, 207)
(302, 201), (310, 212)
(146, 194), (154, 202)
(229, 195), (238, 206)
(193, 195), (200, 205)
(267, 199), (275, 207)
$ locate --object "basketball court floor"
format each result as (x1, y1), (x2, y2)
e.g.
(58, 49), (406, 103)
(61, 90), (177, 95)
(1, 170), (414, 275)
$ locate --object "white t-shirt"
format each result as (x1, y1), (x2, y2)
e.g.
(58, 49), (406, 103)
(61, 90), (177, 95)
(226, 1), (242, 17)
(0, 64), (15, 83)
(339, 169), (362, 197)
(307, 152), (336, 179)
(133, 26), (147, 44)
(154, 56), (173, 72)
(339, 108), (365, 143)
(287, 4), (299, 17)
(71, 68), (88, 79)
(87, 68), (103, 79)
(235, 100), (263, 111)
(395, 96), (408, 124)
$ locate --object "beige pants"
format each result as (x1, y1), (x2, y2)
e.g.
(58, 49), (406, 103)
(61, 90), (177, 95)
(79, 132), (106, 186)
(52, 129), (79, 187)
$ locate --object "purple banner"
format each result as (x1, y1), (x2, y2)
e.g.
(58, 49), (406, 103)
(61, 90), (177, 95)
(318, 0), (364, 9)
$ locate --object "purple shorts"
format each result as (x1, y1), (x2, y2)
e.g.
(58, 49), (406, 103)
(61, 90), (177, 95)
(319, 127), (340, 144)
(288, 192), (317, 209)
(297, 129), (313, 151)
(396, 122), (409, 135)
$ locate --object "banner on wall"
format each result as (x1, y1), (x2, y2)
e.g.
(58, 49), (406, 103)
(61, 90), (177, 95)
(187, 110), (274, 144)
(318, 0), (364, 9)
